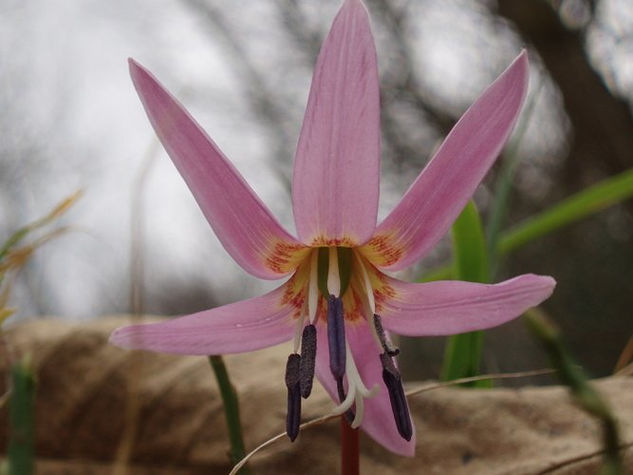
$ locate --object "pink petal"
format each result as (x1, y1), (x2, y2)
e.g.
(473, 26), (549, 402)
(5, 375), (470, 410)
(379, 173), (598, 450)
(315, 323), (416, 456)
(378, 273), (556, 336)
(363, 52), (529, 270)
(129, 59), (308, 279)
(109, 284), (296, 355)
(292, 0), (380, 246)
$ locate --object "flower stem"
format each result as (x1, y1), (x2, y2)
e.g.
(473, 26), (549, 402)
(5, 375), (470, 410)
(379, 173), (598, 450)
(340, 417), (359, 475)
(208, 356), (251, 474)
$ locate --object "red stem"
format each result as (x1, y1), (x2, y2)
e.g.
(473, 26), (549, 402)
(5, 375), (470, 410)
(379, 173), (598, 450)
(340, 416), (359, 475)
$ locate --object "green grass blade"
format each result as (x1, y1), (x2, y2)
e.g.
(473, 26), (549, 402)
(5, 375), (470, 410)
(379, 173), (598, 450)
(7, 357), (36, 475)
(208, 356), (251, 474)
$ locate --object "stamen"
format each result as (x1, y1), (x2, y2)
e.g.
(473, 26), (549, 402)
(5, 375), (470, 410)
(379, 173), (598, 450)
(327, 295), (346, 380)
(285, 354), (301, 441)
(380, 353), (412, 441)
(327, 247), (341, 297)
(356, 254), (376, 314)
(308, 251), (319, 323)
(299, 324), (316, 398)
(292, 313), (306, 354)
(373, 314), (400, 356)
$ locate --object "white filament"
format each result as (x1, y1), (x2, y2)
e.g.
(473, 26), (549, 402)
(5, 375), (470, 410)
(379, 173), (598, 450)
(355, 253), (385, 353)
(355, 253), (376, 314)
(308, 250), (319, 323)
(292, 313), (306, 354)
(327, 247), (341, 297)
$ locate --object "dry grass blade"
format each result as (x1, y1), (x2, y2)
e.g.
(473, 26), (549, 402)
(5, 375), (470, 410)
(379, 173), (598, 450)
(614, 336), (633, 373)
(615, 361), (633, 377)
(0, 190), (82, 261)
(229, 413), (338, 475)
(229, 368), (555, 474)
(536, 440), (633, 474)
(0, 390), (9, 409)
(405, 368), (556, 397)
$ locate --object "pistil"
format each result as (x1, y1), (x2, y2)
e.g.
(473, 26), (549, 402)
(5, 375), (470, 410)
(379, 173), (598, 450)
(327, 294), (346, 388)
(332, 343), (378, 428)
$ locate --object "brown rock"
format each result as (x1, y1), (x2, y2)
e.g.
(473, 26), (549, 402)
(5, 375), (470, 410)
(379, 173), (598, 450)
(0, 317), (631, 474)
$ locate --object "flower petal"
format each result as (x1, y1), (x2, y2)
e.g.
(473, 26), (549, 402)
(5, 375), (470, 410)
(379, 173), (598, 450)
(315, 323), (416, 456)
(378, 273), (556, 336)
(292, 0), (380, 246)
(109, 284), (296, 355)
(363, 52), (529, 270)
(129, 59), (308, 279)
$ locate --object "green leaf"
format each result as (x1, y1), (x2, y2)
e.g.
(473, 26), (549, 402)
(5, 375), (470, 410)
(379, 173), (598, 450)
(451, 201), (489, 284)
(500, 167), (633, 254)
(441, 202), (491, 387)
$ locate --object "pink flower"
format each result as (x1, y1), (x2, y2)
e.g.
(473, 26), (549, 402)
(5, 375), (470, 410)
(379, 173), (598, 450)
(111, 0), (555, 456)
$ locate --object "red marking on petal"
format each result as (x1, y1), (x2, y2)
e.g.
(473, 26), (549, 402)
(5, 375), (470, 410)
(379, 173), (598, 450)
(308, 235), (357, 248)
(280, 262), (311, 319)
(266, 241), (310, 274)
(360, 234), (404, 268)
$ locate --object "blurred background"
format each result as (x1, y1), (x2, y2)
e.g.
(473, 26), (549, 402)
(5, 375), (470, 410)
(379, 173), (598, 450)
(1, 0), (631, 381)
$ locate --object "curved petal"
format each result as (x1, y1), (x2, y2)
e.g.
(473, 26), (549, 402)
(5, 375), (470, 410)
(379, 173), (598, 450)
(378, 273), (556, 336)
(109, 284), (296, 355)
(362, 52), (529, 270)
(292, 0), (380, 246)
(129, 59), (308, 279)
(315, 323), (415, 456)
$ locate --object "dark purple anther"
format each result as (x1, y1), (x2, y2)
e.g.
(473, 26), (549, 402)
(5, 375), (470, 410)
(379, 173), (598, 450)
(374, 314), (399, 356)
(299, 324), (317, 398)
(327, 295), (346, 380)
(285, 353), (301, 441)
(380, 352), (412, 441)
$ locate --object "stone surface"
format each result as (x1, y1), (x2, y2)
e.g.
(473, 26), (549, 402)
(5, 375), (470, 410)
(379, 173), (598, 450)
(0, 317), (631, 474)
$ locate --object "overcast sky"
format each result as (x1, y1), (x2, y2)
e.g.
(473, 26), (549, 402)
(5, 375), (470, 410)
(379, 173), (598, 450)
(1, 0), (629, 321)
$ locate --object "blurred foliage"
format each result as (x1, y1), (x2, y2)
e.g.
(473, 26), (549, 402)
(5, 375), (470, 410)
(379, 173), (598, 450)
(0, 192), (80, 474)
(526, 308), (623, 475)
